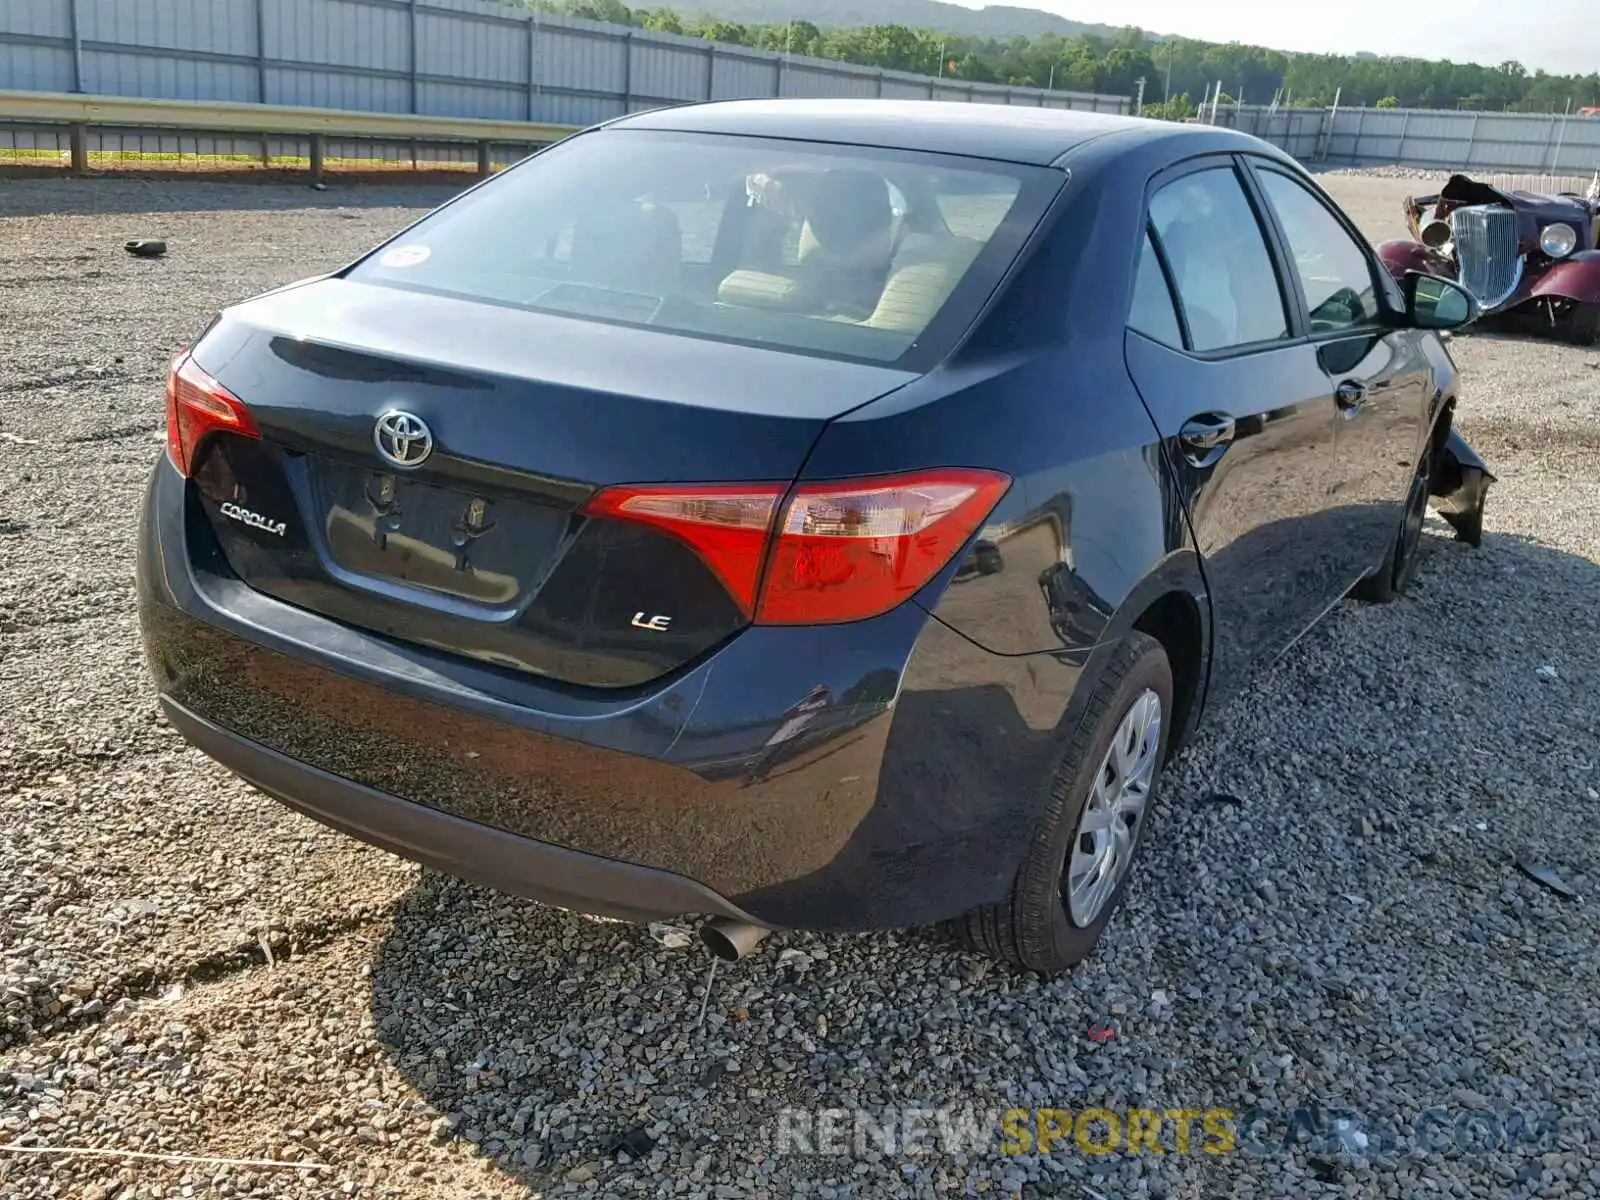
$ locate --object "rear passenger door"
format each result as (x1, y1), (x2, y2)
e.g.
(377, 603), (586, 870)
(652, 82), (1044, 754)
(1123, 158), (1344, 701)
(1246, 160), (1431, 579)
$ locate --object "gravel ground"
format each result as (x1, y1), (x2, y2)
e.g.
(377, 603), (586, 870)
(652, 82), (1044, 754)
(1313, 165), (1457, 181)
(1, 167), (1598, 1200)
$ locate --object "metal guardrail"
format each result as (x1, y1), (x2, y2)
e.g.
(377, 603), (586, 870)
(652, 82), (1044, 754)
(0, 89), (581, 177)
(1, 0), (1130, 133)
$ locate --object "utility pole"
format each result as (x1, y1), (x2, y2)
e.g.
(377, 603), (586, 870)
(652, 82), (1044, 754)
(1319, 86), (1341, 161)
(1163, 41), (1174, 102)
(1134, 76), (1146, 117)
(938, 41), (947, 78)
(1551, 98), (1572, 173)
(775, 16), (792, 98)
(1048, 62), (1056, 92)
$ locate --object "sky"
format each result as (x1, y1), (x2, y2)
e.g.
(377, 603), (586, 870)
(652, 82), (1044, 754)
(952, 0), (1600, 75)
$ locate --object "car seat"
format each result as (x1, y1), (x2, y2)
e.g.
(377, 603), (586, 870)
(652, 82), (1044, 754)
(717, 169), (896, 320)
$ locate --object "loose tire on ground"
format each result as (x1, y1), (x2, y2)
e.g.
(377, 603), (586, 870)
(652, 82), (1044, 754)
(945, 631), (1173, 975)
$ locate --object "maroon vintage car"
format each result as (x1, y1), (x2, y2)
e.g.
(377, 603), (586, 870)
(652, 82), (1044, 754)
(1378, 172), (1600, 344)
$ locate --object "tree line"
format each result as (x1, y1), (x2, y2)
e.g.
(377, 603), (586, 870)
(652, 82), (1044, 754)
(526, 0), (1600, 114)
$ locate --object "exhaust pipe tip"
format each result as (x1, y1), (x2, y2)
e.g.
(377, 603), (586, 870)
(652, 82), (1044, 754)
(700, 918), (771, 963)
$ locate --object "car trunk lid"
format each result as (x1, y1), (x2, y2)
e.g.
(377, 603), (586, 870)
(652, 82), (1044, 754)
(185, 278), (915, 689)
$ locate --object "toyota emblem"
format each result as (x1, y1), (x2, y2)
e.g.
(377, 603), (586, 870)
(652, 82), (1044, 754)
(373, 410), (434, 469)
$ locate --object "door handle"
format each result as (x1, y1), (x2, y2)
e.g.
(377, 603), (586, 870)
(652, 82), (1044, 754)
(1178, 413), (1236, 466)
(1335, 379), (1366, 411)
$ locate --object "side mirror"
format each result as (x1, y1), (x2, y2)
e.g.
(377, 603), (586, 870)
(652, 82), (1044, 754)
(1405, 272), (1477, 330)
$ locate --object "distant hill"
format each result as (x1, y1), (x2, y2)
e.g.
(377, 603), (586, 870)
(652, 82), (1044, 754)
(658, 0), (1145, 42)
(564, 0), (1596, 112)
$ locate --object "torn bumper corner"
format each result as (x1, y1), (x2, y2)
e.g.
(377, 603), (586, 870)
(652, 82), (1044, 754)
(1429, 427), (1495, 547)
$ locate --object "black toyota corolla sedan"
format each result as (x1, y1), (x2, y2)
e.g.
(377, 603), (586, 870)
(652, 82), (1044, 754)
(136, 99), (1494, 974)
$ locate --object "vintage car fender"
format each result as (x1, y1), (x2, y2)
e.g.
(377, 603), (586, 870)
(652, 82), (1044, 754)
(1430, 427), (1495, 548)
(1526, 250), (1600, 305)
(1376, 238), (1456, 283)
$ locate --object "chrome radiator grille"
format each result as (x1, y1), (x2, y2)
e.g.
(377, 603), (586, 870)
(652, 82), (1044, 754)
(1451, 205), (1522, 311)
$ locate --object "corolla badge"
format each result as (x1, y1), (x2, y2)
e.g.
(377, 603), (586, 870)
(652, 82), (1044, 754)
(219, 502), (286, 537)
(374, 410), (434, 469)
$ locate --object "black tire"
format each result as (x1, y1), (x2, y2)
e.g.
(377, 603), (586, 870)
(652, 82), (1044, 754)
(945, 632), (1173, 975)
(1353, 436), (1433, 604)
(1559, 301), (1600, 347)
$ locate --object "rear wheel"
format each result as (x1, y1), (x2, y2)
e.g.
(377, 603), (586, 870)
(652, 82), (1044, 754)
(946, 632), (1172, 975)
(1354, 437), (1433, 604)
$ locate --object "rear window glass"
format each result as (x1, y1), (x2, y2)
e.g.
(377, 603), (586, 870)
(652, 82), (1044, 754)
(348, 129), (1061, 367)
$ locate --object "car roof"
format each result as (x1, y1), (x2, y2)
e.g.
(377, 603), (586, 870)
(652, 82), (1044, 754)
(608, 98), (1263, 167)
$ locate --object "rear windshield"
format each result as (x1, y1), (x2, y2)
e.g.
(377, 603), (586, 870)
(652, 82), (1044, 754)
(347, 128), (1063, 367)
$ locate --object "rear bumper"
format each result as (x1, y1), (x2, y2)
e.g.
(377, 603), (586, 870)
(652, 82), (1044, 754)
(138, 455), (1082, 931)
(159, 696), (758, 925)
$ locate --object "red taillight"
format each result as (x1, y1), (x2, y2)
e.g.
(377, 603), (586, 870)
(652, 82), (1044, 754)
(165, 351), (259, 477)
(580, 484), (782, 616)
(758, 469), (1011, 624)
(583, 468), (1010, 625)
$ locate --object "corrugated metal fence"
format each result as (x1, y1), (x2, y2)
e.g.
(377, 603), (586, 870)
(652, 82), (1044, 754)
(1211, 103), (1600, 176)
(0, 0), (1128, 165)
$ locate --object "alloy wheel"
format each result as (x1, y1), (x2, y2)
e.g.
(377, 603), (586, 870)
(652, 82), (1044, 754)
(1064, 688), (1162, 927)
